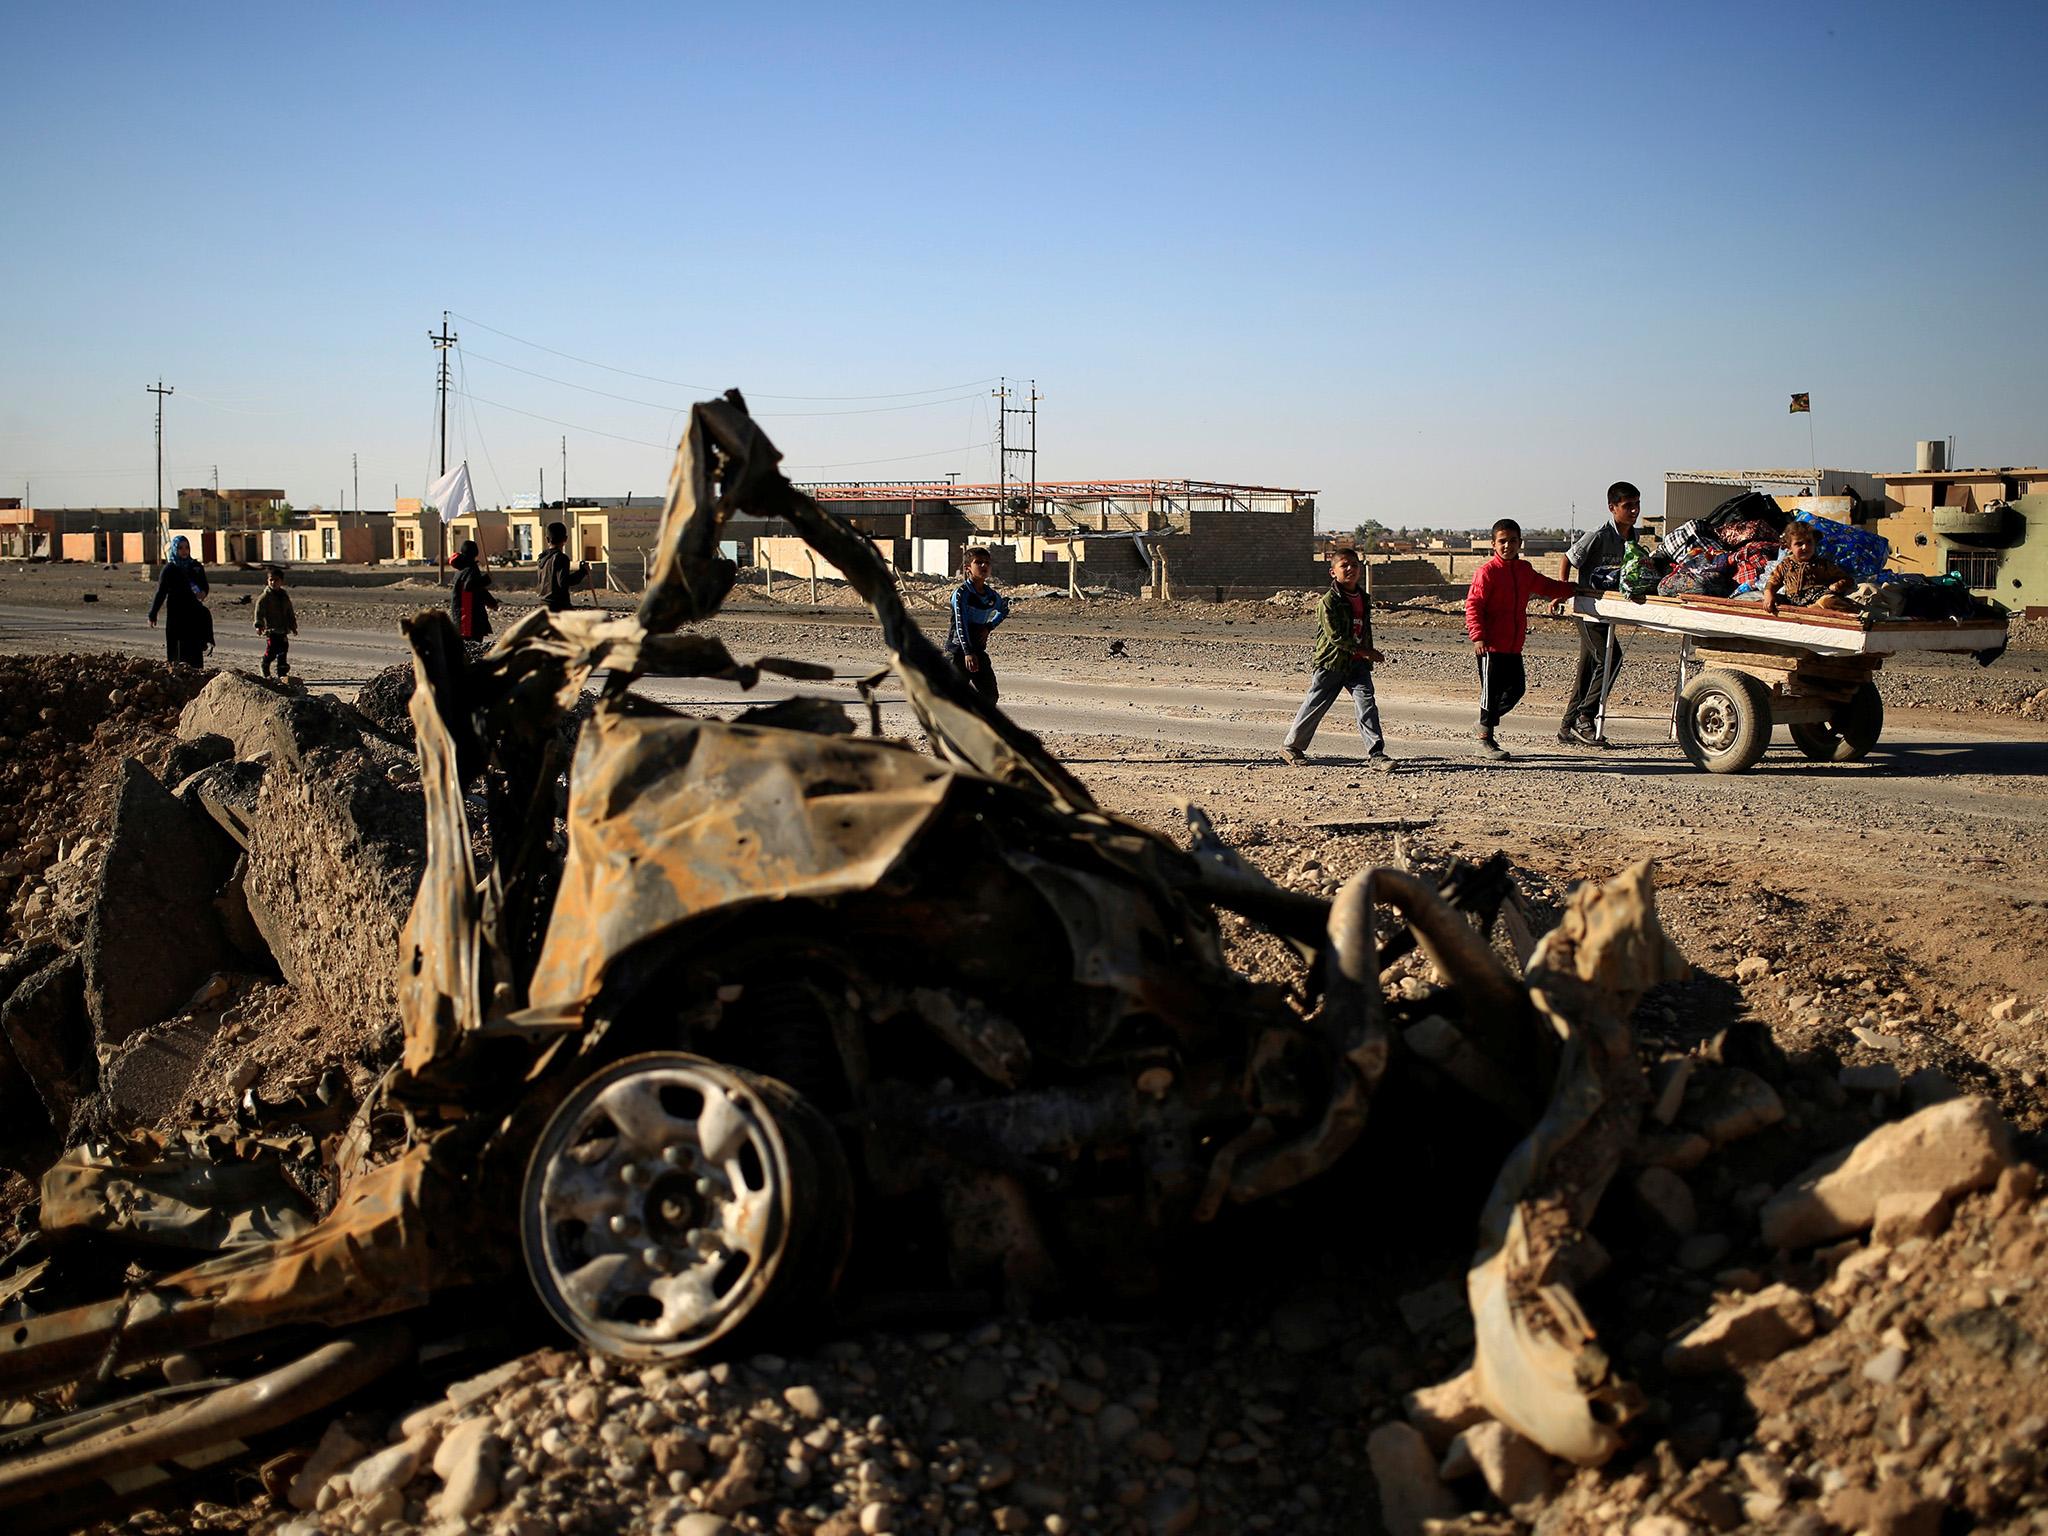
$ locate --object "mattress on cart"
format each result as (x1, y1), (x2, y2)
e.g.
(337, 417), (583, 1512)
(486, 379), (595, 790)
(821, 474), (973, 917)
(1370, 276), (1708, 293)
(1570, 593), (2008, 657)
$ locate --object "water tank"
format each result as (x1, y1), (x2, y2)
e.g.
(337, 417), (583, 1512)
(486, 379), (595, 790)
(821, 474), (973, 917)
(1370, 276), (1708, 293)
(1915, 439), (1948, 472)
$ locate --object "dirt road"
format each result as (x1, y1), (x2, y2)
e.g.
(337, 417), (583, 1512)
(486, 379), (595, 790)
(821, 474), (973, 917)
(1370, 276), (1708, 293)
(5, 570), (2046, 1034)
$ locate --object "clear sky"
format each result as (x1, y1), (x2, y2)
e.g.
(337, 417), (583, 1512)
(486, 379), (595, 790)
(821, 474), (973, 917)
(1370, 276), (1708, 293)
(4, 1), (2043, 528)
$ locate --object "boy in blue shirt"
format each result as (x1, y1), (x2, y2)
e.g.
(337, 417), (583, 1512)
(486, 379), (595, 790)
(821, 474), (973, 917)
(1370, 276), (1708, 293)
(946, 546), (1011, 703)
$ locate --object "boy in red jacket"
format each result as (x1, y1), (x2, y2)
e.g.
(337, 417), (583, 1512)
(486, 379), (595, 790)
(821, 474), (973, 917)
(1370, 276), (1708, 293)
(1464, 518), (1579, 759)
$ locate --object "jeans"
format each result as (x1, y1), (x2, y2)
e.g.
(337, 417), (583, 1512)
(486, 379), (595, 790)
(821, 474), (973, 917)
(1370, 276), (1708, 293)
(1476, 652), (1527, 731)
(1562, 622), (1622, 730)
(1283, 662), (1384, 755)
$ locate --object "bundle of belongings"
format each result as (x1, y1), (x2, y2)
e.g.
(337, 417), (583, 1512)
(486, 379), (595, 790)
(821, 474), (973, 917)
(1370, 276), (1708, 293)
(1648, 489), (1987, 619)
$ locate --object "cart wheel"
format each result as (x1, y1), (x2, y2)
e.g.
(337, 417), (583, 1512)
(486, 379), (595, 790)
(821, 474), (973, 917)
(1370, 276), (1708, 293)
(1788, 681), (1884, 763)
(1677, 670), (1771, 774)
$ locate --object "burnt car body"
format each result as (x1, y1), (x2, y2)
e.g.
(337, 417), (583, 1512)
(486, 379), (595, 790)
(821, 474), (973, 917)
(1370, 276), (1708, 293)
(0, 396), (1686, 1516)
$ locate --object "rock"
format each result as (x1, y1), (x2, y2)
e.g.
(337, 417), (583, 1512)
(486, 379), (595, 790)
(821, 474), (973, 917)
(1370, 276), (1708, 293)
(653, 1433), (708, 1476)
(1628, 1519), (1699, 1536)
(163, 732), (235, 785)
(1988, 994), (2020, 1022)
(702, 1442), (769, 1516)
(1990, 1161), (2041, 1214)
(1366, 1422), (1460, 1536)
(177, 673), (295, 759)
(289, 1422), (373, 1511)
(670, 1518), (737, 1536)
(1759, 1097), (2012, 1249)
(84, 761), (238, 1049)
(1902, 1066), (1959, 1107)
(1663, 1284), (1817, 1374)
(1140, 1487), (1199, 1536)
(782, 1384), (825, 1420)
(1128, 1429), (1174, 1463)
(1396, 1278), (1466, 1337)
(1636, 1130), (1711, 1171)
(1937, 1306), (2036, 1366)
(1095, 1402), (1140, 1447)
(857, 1501), (894, 1535)
(1677, 1233), (1731, 1271)
(176, 758), (266, 849)
(1838, 1063), (1901, 1094)
(1735, 956), (1772, 981)
(1682, 1067), (1784, 1147)
(1850, 1025), (1903, 1054)
(1402, 1368), (1490, 1452)
(242, 741), (423, 1040)
(0, 950), (91, 1131)
(97, 1013), (224, 1124)
(1872, 1189), (1950, 1244)
(564, 1384), (599, 1424)
(1441, 1420), (1553, 1511)
(447, 1358), (527, 1409)
(1650, 1058), (1693, 1125)
(1635, 1167), (1698, 1235)
(348, 1436), (428, 1500)
(430, 1416), (502, 1520)
(1056, 1378), (1103, 1415)
(1861, 1346), (1907, 1386)
(1821, 1483), (1941, 1536)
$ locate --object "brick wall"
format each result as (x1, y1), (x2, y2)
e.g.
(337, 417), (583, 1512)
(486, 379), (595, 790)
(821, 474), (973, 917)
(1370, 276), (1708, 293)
(1153, 508), (1317, 600)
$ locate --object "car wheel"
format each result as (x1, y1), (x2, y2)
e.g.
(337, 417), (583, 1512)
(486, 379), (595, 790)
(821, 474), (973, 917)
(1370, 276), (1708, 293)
(520, 1052), (852, 1359)
(1677, 669), (1771, 774)
(1789, 681), (1883, 762)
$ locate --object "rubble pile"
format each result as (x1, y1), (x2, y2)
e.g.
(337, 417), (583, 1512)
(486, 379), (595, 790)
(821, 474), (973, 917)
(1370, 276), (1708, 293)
(0, 654), (212, 945)
(0, 668), (422, 1157)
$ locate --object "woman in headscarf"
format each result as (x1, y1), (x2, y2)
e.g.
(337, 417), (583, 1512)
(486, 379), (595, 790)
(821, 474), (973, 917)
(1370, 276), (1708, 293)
(148, 534), (212, 667)
(449, 538), (501, 646)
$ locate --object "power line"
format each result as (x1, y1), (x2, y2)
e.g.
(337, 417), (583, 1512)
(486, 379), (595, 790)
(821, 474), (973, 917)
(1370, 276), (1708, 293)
(448, 311), (996, 401)
(456, 389), (675, 450)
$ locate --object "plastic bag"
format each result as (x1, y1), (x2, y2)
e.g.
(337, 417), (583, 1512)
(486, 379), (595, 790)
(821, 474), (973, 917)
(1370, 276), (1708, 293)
(1618, 541), (1659, 596)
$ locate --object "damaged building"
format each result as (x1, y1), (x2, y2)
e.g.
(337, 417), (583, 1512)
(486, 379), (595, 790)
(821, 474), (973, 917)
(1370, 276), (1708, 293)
(775, 478), (1319, 599)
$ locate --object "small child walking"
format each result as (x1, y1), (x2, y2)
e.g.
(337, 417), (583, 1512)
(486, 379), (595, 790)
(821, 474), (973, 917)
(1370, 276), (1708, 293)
(1280, 546), (1392, 767)
(255, 566), (298, 679)
(1463, 518), (1579, 759)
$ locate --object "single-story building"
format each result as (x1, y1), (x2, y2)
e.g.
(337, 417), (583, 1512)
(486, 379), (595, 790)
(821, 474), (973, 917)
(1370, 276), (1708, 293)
(448, 508), (512, 563)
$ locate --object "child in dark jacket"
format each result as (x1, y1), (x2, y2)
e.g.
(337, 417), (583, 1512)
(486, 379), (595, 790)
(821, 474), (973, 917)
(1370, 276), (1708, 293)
(1463, 518), (1579, 759)
(945, 546), (1010, 703)
(254, 567), (298, 678)
(1280, 546), (1392, 767)
(450, 540), (501, 644)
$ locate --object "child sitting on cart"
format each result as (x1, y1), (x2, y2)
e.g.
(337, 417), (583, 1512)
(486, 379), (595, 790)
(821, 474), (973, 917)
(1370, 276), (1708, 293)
(1763, 521), (1856, 616)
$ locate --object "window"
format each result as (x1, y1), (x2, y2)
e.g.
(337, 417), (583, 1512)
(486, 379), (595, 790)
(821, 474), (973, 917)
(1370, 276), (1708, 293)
(322, 528), (338, 560)
(1946, 551), (2000, 589)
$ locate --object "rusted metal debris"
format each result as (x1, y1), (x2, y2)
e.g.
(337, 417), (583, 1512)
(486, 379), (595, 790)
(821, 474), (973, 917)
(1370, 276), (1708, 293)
(0, 392), (1697, 1503)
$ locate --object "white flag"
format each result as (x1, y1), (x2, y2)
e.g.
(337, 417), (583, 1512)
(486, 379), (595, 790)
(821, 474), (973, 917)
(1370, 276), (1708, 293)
(424, 461), (476, 526)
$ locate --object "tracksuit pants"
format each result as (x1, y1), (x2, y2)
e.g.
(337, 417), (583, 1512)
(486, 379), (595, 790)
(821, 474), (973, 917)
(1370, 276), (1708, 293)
(1475, 652), (1527, 731)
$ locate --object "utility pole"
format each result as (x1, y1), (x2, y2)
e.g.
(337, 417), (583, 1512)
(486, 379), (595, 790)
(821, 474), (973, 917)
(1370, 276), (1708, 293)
(146, 379), (174, 560)
(353, 452), (359, 513)
(994, 377), (1039, 543)
(429, 312), (457, 583)
(561, 436), (567, 512)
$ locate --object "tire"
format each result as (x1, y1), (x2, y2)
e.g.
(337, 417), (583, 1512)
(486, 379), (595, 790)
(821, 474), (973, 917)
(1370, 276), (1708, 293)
(1788, 681), (1883, 763)
(1677, 670), (1772, 774)
(520, 1052), (853, 1360)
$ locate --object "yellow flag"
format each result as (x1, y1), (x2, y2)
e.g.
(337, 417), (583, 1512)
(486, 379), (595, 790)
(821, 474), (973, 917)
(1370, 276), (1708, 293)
(1789, 393), (1811, 414)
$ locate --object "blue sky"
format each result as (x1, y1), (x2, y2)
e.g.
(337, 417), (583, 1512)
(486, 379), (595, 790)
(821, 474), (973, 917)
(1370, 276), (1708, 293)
(3, 1), (2043, 528)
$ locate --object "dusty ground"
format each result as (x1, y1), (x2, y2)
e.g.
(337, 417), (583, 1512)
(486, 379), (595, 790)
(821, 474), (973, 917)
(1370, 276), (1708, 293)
(3, 560), (2047, 1536)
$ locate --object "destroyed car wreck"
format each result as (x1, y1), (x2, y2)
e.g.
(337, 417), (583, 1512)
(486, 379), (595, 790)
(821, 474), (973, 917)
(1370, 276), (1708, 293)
(0, 395), (1701, 1522)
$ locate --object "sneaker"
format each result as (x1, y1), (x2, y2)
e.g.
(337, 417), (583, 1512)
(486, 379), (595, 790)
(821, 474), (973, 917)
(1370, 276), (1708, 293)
(1279, 746), (1308, 765)
(1367, 751), (1396, 771)
(1556, 727), (1585, 748)
(1477, 733), (1509, 760)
